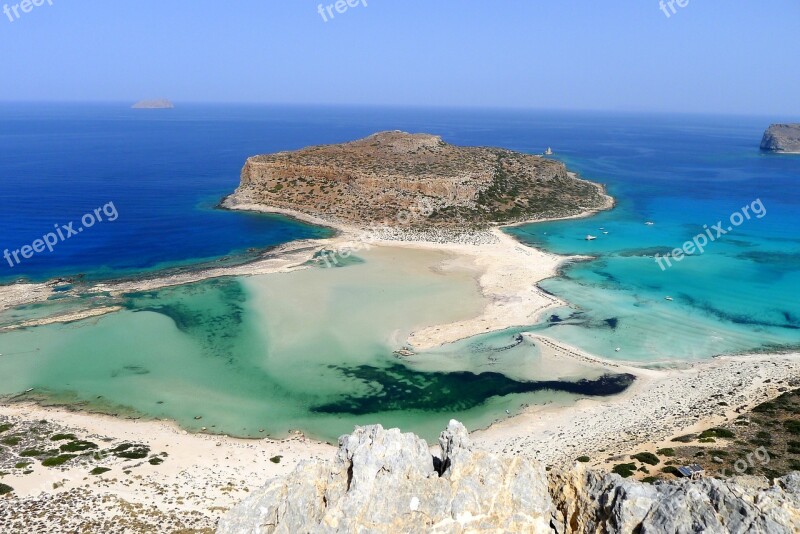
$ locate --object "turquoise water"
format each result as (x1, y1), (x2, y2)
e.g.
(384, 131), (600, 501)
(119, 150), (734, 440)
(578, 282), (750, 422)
(1, 106), (798, 439)
(506, 117), (800, 362)
(0, 248), (626, 442)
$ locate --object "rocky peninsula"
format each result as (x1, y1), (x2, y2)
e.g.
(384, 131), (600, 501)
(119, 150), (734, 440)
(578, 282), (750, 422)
(224, 131), (611, 229)
(761, 124), (800, 153)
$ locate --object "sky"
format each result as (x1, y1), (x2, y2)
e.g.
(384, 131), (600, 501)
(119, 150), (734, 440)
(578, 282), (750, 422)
(1, 0), (799, 115)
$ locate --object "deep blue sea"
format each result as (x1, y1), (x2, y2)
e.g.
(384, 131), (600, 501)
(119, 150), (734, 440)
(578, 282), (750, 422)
(1, 104), (799, 361)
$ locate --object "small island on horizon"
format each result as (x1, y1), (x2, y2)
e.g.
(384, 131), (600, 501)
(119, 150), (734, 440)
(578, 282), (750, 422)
(131, 99), (174, 109)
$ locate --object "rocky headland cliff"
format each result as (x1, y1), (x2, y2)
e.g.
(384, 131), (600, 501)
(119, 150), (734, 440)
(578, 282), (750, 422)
(225, 131), (611, 229)
(760, 124), (800, 153)
(219, 421), (800, 534)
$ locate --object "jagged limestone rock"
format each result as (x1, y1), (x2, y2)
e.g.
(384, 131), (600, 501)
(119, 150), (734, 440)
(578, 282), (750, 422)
(220, 421), (800, 533)
(549, 466), (800, 533)
(217, 420), (554, 533)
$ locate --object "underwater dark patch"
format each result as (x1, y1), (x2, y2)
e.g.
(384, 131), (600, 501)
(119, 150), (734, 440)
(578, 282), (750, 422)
(111, 366), (150, 377)
(682, 294), (800, 331)
(123, 278), (247, 360)
(311, 363), (635, 415)
(614, 247), (675, 258)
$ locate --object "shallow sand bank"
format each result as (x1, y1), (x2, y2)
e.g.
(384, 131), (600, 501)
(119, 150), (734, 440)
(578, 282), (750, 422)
(472, 334), (800, 467)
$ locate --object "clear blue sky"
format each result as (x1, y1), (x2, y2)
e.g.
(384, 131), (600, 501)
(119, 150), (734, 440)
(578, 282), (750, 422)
(2, 0), (799, 114)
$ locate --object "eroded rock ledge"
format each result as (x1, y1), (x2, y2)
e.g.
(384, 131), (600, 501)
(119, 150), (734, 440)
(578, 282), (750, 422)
(218, 421), (800, 533)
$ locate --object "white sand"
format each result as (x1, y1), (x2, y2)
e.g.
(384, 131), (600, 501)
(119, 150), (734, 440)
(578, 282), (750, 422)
(472, 334), (800, 467)
(0, 403), (334, 526)
(2, 196), (798, 527)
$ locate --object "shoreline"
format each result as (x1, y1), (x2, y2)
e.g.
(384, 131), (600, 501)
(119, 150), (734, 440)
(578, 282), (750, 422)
(3, 188), (800, 524)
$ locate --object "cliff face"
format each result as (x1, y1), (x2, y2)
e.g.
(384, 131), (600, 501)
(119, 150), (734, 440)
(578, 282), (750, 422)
(219, 422), (800, 534)
(228, 131), (610, 228)
(761, 124), (800, 153)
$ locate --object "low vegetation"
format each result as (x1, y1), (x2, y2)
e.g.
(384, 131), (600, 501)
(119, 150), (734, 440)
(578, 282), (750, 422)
(617, 389), (800, 482)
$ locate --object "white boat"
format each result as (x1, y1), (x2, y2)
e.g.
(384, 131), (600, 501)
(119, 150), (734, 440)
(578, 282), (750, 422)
(602, 231), (609, 234)
(665, 296), (673, 301)
(645, 221), (655, 226)
(544, 147), (553, 155)
(585, 235), (597, 241)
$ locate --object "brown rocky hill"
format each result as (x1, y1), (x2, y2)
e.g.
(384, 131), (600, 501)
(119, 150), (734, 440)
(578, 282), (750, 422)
(226, 131), (611, 228)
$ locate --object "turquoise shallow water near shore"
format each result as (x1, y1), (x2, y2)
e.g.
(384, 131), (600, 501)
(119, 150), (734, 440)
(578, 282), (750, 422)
(1, 105), (798, 439)
(0, 249), (625, 441)
(505, 118), (800, 362)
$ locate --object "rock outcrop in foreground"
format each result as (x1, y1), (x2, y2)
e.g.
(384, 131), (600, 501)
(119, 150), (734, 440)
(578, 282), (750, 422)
(760, 124), (800, 153)
(219, 421), (800, 533)
(227, 131), (611, 228)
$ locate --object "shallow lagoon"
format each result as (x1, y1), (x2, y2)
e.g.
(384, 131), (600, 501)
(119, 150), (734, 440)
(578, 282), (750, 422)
(0, 248), (624, 442)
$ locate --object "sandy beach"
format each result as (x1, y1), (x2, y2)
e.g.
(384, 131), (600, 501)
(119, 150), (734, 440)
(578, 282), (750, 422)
(1, 196), (799, 529)
(0, 403), (335, 530)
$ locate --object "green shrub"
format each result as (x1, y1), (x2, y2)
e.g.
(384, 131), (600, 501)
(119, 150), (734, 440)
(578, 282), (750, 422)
(59, 440), (98, 452)
(671, 434), (695, 443)
(110, 443), (150, 459)
(661, 465), (680, 476)
(699, 428), (735, 439)
(90, 467), (111, 475)
(0, 424), (13, 434)
(41, 454), (76, 467)
(784, 420), (800, 435)
(148, 457), (163, 465)
(657, 448), (675, 456)
(642, 476), (659, 484)
(20, 448), (54, 458)
(0, 483), (13, 495)
(49, 434), (77, 442)
(698, 437), (716, 443)
(612, 463), (637, 478)
(1, 436), (21, 446)
(270, 455), (283, 464)
(14, 462), (30, 469)
(631, 452), (660, 465)
(576, 456), (591, 463)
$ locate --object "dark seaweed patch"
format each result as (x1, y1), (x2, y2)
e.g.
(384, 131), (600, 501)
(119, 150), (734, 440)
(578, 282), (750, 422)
(311, 363), (635, 415)
(124, 279), (247, 361)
